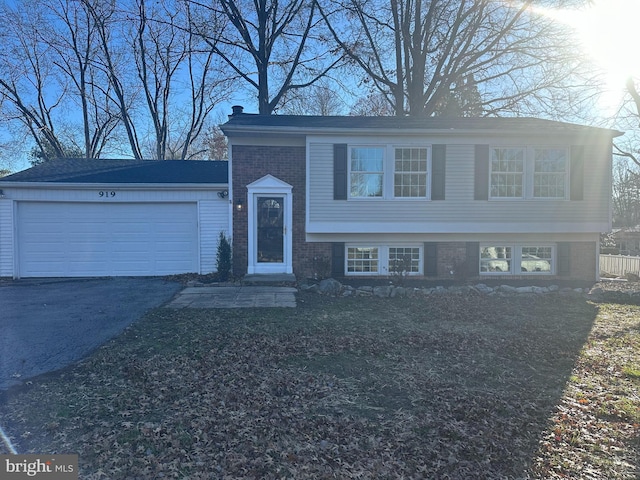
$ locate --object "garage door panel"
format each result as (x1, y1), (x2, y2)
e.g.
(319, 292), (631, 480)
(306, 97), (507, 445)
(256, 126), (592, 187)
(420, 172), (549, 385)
(18, 202), (198, 277)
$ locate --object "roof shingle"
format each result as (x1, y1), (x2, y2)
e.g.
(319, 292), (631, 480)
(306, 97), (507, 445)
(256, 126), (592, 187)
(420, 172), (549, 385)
(0, 159), (228, 184)
(221, 113), (623, 137)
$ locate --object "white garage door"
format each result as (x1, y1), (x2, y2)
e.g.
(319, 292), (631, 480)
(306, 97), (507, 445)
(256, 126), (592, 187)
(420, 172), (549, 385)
(18, 202), (199, 277)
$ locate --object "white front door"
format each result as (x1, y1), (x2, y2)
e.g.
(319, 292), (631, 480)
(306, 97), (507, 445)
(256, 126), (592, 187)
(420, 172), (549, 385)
(247, 175), (293, 275)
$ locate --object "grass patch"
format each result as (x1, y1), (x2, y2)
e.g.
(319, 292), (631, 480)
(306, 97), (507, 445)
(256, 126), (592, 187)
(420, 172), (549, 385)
(0, 293), (638, 479)
(622, 365), (640, 380)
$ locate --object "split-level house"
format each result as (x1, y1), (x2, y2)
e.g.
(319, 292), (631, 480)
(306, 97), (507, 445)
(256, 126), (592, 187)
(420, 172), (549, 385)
(222, 107), (621, 282)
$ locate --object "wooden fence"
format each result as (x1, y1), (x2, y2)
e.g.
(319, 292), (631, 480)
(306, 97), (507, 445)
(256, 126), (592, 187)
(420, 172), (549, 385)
(600, 254), (640, 277)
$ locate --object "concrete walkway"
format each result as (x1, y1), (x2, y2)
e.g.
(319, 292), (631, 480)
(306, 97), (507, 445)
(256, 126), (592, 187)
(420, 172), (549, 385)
(167, 285), (297, 308)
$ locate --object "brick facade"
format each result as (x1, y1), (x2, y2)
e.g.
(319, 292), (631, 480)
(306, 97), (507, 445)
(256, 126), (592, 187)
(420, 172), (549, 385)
(568, 242), (597, 281)
(435, 242), (468, 278)
(231, 145), (331, 278)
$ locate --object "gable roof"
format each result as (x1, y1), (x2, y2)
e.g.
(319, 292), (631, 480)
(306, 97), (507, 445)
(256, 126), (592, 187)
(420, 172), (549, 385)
(0, 159), (228, 185)
(221, 113), (624, 138)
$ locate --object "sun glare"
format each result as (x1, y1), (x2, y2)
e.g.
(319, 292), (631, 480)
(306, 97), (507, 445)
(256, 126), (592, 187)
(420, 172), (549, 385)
(531, 0), (640, 115)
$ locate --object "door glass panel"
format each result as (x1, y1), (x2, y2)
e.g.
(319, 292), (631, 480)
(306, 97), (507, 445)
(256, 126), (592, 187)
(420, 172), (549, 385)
(257, 197), (284, 263)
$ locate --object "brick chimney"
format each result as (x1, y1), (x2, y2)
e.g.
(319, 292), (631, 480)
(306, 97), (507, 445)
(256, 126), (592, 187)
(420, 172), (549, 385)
(231, 105), (244, 116)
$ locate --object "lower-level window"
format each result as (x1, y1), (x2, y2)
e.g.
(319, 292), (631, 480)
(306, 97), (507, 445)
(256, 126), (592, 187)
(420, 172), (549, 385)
(347, 247), (379, 273)
(480, 244), (554, 274)
(346, 245), (422, 275)
(389, 247), (421, 273)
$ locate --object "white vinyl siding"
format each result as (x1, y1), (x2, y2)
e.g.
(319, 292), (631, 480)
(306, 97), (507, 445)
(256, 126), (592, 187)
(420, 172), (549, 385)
(0, 199), (13, 277)
(307, 139), (611, 235)
(199, 200), (229, 273)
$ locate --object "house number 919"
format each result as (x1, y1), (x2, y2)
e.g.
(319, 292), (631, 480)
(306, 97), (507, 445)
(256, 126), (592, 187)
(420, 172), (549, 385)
(99, 191), (116, 198)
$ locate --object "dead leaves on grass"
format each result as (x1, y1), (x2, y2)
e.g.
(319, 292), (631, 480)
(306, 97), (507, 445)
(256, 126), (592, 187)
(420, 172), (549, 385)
(0, 295), (638, 479)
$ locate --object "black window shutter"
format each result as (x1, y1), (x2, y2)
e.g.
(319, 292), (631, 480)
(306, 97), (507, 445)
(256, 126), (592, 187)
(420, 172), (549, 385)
(570, 146), (584, 201)
(331, 243), (345, 277)
(424, 242), (438, 277)
(466, 242), (480, 277)
(474, 145), (490, 200)
(334, 144), (348, 200)
(557, 242), (571, 276)
(431, 145), (446, 200)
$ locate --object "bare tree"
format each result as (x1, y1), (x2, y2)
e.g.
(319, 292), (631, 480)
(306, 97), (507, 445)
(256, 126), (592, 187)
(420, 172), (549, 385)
(0, 1), (69, 161)
(129, 0), (227, 159)
(612, 159), (640, 227)
(277, 82), (346, 115)
(0, 0), (230, 163)
(44, 0), (120, 158)
(191, 0), (343, 114)
(319, 0), (591, 117)
(203, 124), (228, 159)
(82, 0), (144, 159)
(349, 91), (395, 116)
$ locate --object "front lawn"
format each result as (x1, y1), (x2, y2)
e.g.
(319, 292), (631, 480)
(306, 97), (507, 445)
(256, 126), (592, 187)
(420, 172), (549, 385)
(1, 292), (638, 478)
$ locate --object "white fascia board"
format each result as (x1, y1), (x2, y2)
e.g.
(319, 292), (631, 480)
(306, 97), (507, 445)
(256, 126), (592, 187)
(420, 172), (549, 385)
(0, 182), (228, 190)
(306, 222), (609, 234)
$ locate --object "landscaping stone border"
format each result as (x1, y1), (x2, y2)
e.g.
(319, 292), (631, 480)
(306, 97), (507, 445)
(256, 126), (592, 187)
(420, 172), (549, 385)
(301, 278), (640, 304)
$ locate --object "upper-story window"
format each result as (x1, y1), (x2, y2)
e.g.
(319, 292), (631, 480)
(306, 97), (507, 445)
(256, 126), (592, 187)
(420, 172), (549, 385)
(490, 146), (568, 200)
(350, 147), (384, 197)
(533, 148), (567, 198)
(349, 145), (430, 199)
(394, 148), (428, 197)
(490, 148), (524, 198)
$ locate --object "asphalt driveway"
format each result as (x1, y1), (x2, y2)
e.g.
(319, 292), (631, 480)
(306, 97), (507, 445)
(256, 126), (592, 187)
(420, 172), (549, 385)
(0, 277), (181, 390)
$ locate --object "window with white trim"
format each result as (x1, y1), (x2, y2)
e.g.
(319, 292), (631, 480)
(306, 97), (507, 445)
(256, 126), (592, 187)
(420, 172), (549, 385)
(347, 247), (379, 273)
(346, 245), (423, 275)
(490, 148), (524, 198)
(533, 148), (567, 198)
(350, 147), (384, 197)
(394, 148), (428, 198)
(348, 145), (431, 199)
(489, 146), (569, 200)
(389, 247), (421, 273)
(480, 244), (555, 275)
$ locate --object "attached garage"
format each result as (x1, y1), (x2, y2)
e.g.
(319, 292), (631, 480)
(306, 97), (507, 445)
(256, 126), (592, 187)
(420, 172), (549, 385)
(0, 159), (229, 278)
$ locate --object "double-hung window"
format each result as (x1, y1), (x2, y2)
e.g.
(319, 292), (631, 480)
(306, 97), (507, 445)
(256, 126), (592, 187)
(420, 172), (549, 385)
(489, 146), (568, 200)
(350, 147), (384, 197)
(490, 148), (524, 198)
(348, 145), (430, 199)
(533, 148), (567, 198)
(394, 148), (428, 198)
(480, 244), (555, 274)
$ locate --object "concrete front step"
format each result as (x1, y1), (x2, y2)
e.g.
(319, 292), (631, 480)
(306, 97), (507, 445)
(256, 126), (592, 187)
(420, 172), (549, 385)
(241, 273), (297, 286)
